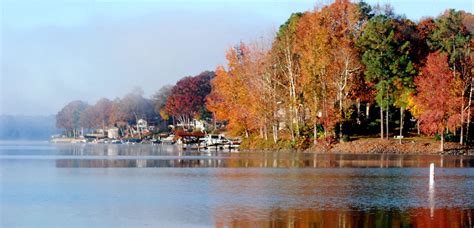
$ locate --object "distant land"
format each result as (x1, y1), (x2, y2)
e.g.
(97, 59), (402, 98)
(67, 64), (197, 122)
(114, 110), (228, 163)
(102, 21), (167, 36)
(0, 115), (58, 140)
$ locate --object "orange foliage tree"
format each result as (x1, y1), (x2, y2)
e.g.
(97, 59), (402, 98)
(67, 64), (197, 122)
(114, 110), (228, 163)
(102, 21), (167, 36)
(295, 0), (363, 142)
(207, 43), (275, 138)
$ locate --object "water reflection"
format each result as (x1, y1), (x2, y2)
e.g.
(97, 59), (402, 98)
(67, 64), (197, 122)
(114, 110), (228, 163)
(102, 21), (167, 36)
(429, 181), (436, 218)
(214, 207), (473, 227)
(55, 159), (225, 168)
(54, 153), (474, 168)
(2, 142), (474, 227)
(2, 143), (473, 168)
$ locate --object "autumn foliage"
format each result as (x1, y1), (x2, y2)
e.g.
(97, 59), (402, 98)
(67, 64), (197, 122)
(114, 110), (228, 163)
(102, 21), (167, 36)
(415, 52), (463, 151)
(207, 43), (273, 137)
(164, 71), (214, 127)
(56, 1), (473, 151)
(205, 1), (473, 150)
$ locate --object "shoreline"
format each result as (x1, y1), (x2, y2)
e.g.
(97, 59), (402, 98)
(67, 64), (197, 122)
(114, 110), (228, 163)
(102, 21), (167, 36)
(313, 139), (473, 155)
(6, 138), (474, 156)
(241, 138), (474, 156)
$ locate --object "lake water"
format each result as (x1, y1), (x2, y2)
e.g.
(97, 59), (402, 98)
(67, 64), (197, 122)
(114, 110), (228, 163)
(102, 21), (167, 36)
(1, 141), (473, 227)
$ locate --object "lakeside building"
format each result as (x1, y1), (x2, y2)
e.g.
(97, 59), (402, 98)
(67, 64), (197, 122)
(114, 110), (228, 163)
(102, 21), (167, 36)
(107, 127), (119, 139)
(176, 119), (207, 132)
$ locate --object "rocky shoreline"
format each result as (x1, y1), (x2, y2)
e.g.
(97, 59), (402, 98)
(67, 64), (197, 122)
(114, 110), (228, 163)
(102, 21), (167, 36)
(314, 139), (473, 155)
(242, 139), (474, 156)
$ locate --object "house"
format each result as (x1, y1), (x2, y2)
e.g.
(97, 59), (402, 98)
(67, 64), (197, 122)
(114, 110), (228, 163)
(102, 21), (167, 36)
(107, 127), (119, 139)
(137, 119), (148, 132)
(176, 119), (207, 131)
(193, 119), (206, 130)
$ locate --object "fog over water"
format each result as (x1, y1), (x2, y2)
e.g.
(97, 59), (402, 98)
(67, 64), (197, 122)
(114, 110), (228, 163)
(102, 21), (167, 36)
(1, 0), (472, 116)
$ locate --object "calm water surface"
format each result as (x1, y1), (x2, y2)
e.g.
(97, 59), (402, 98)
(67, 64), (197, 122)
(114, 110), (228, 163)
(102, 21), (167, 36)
(1, 141), (473, 227)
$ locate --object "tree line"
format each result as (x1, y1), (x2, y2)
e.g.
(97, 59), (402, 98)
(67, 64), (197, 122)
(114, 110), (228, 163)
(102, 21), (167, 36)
(56, 71), (214, 137)
(206, 0), (473, 151)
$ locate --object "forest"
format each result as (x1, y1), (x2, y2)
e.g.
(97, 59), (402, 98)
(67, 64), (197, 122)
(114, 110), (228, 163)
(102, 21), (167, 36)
(57, 0), (473, 151)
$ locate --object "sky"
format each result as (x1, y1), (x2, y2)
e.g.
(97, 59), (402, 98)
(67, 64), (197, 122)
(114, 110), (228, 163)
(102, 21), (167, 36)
(1, 0), (472, 116)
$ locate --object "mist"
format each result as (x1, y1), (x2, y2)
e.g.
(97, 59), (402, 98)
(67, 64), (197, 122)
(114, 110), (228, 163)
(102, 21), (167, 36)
(1, 0), (316, 115)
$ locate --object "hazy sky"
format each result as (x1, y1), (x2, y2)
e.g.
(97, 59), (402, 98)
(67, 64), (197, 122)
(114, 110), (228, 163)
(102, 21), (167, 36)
(1, 0), (472, 116)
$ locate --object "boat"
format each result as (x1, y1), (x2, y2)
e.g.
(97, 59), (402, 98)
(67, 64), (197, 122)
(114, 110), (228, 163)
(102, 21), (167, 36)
(200, 134), (240, 150)
(161, 134), (175, 144)
(111, 139), (123, 144)
(123, 138), (141, 144)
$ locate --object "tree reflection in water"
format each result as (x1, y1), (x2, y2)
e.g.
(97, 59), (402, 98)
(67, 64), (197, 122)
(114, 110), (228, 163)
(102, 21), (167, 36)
(49, 144), (474, 227)
(214, 207), (473, 227)
(55, 154), (474, 168)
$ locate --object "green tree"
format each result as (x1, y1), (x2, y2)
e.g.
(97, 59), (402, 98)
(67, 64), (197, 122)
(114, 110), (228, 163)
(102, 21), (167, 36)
(390, 18), (418, 143)
(357, 15), (394, 139)
(358, 15), (417, 140)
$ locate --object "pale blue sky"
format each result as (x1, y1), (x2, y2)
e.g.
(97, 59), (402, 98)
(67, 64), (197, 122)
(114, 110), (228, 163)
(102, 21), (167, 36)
(1, 0), (472, 115)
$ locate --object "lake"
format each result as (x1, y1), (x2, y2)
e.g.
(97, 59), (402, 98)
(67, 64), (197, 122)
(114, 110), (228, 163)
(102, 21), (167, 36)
(1, 141), (473, 227)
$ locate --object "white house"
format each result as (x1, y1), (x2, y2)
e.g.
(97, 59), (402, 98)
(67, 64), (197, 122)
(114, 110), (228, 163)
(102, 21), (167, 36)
(137, 119), (148, 132)
(176, 119), (206, 131)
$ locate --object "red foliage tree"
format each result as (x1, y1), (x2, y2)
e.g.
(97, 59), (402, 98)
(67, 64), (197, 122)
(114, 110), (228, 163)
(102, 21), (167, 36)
(165, 71), (214, 128)
(415, 52), (463, 151)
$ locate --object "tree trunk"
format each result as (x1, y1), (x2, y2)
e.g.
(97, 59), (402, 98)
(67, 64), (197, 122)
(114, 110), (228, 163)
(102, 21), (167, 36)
(399, 107), (404, 145)
(284, 38), (299, 142)
(460, 89), (465, 145)
(264, 125), (268, 141)
(380, 106), (384, 139)
(294, 104), (300, 138)
(385, 90), (389, 139)
(452, 42), (464, 145)
(356, 99), (361, 125)
(289, 105), (295, 142)
(313, 122), (318, 145)
(339, 122), (343, 142)
(339, 97), (343, 142)
(440, 130), (445, 152)
(417, 120), (420, 135)
(467, 78), (473, 144)
(213, 112), (217, 131)
(273, 124), (278, 143)
(366, 103), (370, 119)
(386, 107), (389, 139)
